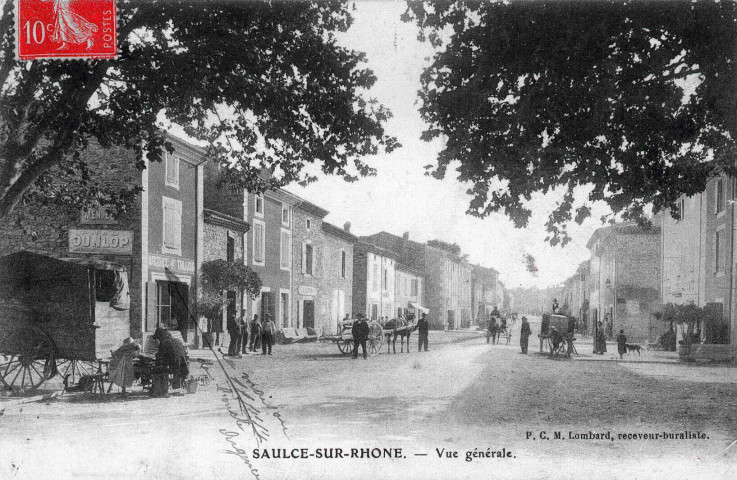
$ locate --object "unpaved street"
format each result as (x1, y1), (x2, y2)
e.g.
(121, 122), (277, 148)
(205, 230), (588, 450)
(2, 320), (737, 480)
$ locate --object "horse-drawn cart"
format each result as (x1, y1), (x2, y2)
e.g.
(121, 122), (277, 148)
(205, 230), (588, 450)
(539, 313), (577, 357)
(324, 319), (384, 356)
(0, 251), (131, 392)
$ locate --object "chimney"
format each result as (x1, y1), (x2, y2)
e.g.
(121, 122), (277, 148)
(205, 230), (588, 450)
(402, 232), (409, 241)
(344, 222), (351, 233)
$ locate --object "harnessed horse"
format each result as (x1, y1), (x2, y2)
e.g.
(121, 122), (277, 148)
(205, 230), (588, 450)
(383, 317), (418, 353)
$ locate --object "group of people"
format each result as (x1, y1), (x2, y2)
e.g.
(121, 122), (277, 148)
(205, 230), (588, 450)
(227, 311), (277, 357)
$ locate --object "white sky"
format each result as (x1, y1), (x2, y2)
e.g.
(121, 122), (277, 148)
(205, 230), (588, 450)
(284, 0), (612, 289)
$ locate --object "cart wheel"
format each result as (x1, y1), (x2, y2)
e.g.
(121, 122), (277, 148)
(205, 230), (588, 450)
(337, 339), (353, 354)
(57, 359), (97, 386)
(0, 327), (56, 392)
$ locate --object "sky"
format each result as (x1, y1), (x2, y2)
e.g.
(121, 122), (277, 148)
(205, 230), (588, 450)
(282, 0), (612, 290)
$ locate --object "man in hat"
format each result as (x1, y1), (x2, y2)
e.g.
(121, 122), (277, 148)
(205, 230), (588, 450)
(352, 313), (370, 359)
(227, 309), (242, 358)
(417, 312), (429, 352)
(261, 314), (276, 355)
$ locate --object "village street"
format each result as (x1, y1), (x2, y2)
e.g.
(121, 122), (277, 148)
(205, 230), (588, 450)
(2, 317), (737, 480)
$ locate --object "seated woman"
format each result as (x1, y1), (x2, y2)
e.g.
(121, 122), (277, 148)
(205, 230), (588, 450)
(109, 337), (140, 397)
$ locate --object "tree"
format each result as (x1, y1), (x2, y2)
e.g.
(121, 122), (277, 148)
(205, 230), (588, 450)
(427, 238), (462, 256)
(0, 0), (398, 220)
(403, 0), (737, 245)
(197, 259), (262, 326)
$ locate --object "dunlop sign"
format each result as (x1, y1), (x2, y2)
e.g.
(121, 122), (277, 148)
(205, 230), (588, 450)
(69, 229), (133, 255)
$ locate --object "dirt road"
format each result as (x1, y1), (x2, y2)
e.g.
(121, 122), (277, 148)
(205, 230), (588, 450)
(1, 324), (736, 480)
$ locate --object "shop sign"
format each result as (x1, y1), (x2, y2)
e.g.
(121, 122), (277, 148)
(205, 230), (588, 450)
(69, 229), (133, 255)
(79, 206), (118, 225)
(148, 254), (195, 274)
(298, 286), (317, 296)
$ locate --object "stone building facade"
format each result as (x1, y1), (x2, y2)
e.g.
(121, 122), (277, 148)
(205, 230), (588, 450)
(352, 241), (398, 321)
(291, 200), (356, 335)
(587, 223), (662, 343)
(394, 263), (425, 320)
(471, 264), (497, 323)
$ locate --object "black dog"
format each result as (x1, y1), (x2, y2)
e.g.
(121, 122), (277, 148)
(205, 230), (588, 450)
(625, 344), (642, 355)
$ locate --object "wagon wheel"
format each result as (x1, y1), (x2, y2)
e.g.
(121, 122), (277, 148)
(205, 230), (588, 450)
(367, 323), (383, 356)
(56, 359), (98, 386)
(0, 327), (56, 392)
(337, 338), (353, 354)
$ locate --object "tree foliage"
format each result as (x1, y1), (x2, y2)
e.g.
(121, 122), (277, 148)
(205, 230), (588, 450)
(427, 238), (462, 256)
(198, 259), (262, 321)
(403, 0), (737, 245)
(0, 0), (398, 219)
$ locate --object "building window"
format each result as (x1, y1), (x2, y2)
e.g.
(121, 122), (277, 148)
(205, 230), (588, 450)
(254, 194), (264, 218)
(382, 268), (388, 290)
(165, 153), (180, 189)
(162, 196), (182, 255)
(341, 250), (346, 278)
(227, 234), (235, 263)
(372, 263), (379, 292)
(716, 228), (725, 273)
(411, 279), (418, 297)
(282, 206), (290, 226)
(280, 229), (291, 270)
(716, 179), (725, 215)
(253, 220), (265, 265)
(306, 218), (311, 230)
(303, 243), (314, 276)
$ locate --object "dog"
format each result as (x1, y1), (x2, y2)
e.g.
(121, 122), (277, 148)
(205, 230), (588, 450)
(625, 344), (642, 355)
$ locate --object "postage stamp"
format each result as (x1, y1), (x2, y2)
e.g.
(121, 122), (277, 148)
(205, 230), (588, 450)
(16, 0), (117, 60)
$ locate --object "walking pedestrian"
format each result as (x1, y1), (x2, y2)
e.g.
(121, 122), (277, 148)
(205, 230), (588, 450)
(519, 316), (532, 354)
(261, 315), (275, 355)
(227, 309), (242, 357)
(240, 309), (249, 355)
(594, 321), (607, 354)
(249, 314), (261, 352)
(616, 329), (627, 359)
(352, 313), (369, 359)
(417, 312), (429, 351)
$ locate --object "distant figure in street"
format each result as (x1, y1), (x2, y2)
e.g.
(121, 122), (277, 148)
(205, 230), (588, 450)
(616, 329), (627, 359)
(227, 308), (242, 357)
(594, 321), (607, 354)
(552, 298), (559, 313)
(352, 313), (370, 359)
(417, 312), (429, 352)
(487, 316), (499, 344)
(152, 328), (189, 389)
(490, 307), (500, 318)
(520, 317), (532, 354)
(261, 315), (276, 355)
(240, 309), (249, 355)
(249, 314), (261, 352)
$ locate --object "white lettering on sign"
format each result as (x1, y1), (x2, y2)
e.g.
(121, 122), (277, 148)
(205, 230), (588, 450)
(148, 254), (195, 274)
(69, 229), (133, 255)
(80, 206), (118, 225)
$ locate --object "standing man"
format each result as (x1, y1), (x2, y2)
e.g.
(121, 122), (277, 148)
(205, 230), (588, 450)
(352, 313), (370, 359)
(239, 309), (249, 355)
(417, 312), (429, 352)
(249, 314), (261, 352)
(227, 307), (242, 357)
(261, 314), (276, 355)
(488, 316), (499, 345)
(519, 316), (532, 354)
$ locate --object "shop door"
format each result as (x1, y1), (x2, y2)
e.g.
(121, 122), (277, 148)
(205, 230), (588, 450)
(303, 300), (315, 329)
(171, 282), (190, 340)
(261, 292), (276, 322)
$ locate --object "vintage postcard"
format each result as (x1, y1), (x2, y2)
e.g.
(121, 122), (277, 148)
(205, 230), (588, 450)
(0, 1), (736, 479)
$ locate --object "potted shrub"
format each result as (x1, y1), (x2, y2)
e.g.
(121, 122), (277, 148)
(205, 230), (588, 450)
(661, 303), (702, 357)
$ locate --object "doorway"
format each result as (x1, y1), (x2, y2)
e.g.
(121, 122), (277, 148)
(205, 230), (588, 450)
(155, 280), (190, 337)
(303, 300), (315, 329)
(260, 292), (276, 322)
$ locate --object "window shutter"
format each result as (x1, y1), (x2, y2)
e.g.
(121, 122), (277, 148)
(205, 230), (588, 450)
(301, 243), (306, 273)
(174, 201), (182, 250)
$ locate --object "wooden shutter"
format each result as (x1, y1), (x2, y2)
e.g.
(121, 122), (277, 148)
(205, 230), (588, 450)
(146, 281), (158, 333)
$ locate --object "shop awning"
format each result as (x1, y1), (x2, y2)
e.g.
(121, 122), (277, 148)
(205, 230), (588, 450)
(409, 302), (429, 314)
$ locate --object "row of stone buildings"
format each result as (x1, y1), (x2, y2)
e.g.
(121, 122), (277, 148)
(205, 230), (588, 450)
(552, 173), (737, 355)
(0, 134), (510, 346)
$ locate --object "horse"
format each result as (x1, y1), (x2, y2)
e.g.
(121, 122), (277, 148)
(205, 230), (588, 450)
(383, 317), (418, 353)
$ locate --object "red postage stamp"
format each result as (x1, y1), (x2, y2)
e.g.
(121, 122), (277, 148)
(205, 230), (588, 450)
(16, 0), (117, 60)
